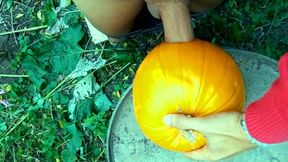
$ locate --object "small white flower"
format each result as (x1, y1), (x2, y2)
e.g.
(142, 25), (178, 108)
(0, 100), (10, 107)
(0, 89), (5, 95)
(0, 89), (10, 107)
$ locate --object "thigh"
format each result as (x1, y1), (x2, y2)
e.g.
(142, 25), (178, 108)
(74, 0), (144, 36)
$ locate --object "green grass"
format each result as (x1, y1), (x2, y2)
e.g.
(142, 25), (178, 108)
(0, 0), (287, 161)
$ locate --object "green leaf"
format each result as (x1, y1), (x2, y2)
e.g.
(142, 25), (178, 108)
(0, 117), (7, 132)
(68, 98), (77, 120)
(88, 145), (102, 156)
(41, 125), (57, 153)
(37, 98), (45, 108)
(34, 25), (84, 75)
(58, 0), (72, 8)
(43, 81), (58, 95)
(46, 18), (69, 35)
(65, 124), (82, 151)
(115, 53), (133, 63)
(113, 85), (121, 91)
(231, 22), (242, 43)
(59, 25), (84, 44)
(77, 98), (93, 120)
(73, 74), (100, 100)
(123, 83), (130, 89)
(6, 0), (12, 9)
(59, 94), (70, 104)
(68, 56), (106, 79)
(280, 36), (288, 45)
(61, 149), (76, 162)
(42, 1), (58, 25)
(94, 92), (112, 112)
(49, 41), (82, 74)
(83, 112), (107, 139)
(63, 11), (81, 26)
(22, 55), (47, 89)
(68, 96), (93, 120)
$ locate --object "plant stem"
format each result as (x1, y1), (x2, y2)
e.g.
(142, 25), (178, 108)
(12, 145), (16, 162)
(102, 62), (131, 87)
(43, 77), (70, 100)
(95, 149), (105, 162)
(0, 25), (48, 36)
(0, 74), (29, 78)
(5, 114), (29, 136)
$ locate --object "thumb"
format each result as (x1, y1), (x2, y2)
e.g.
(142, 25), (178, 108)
(163, 114), (208, 132)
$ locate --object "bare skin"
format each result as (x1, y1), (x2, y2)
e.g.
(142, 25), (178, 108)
(155, 1), (194, 42)
(73, 0), (145, 36)
(73, 0), (224, 39)
(146, 0), (224, 18)
(163, 112), (257, 161)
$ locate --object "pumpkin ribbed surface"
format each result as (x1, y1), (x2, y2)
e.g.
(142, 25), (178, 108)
(133, 39), (245, 152)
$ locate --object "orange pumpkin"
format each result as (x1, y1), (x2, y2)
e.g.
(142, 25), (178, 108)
(133, 39), (245, 152)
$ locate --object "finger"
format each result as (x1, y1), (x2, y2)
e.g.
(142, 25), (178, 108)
(163, 114), (208, 132)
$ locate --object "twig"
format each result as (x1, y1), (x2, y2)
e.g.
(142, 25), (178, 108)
(84, 37), (92, 50)
(5, 113), (29, 136)
(12, 145), (16, 162)
(97, 135), (104, 144)
(16, 20), (32, 30)
(99, 43), (105, 58)
(0, 25), (48, 36)
(0, 74), (29, 78)
(43, 77), (70, 100)
(82, 49), (114, 53)
(10, 8), (18, 45)
(57, 78), (76, 92)
(94, 149), (105, 162)
(61, 10), (80, 17)
(267, 10), (278, 35)
(20, 155), (39, 161)
(102, 62), (131, 87)
(254, 15), (288, 31)
(56, 139), (69, 149)
(12, 1), (32, 9)
(254, 23), (272, 31)
(57, 61), (117, 92)
(228, 16), (245, 30)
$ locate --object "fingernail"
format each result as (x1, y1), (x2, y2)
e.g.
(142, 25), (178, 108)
(163, 115), (172, 126)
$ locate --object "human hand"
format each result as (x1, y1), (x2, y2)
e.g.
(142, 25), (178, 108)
(163, 112), (257, 161)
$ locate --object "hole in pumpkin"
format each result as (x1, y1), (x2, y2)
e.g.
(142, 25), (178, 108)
(180, 129), (198, 143)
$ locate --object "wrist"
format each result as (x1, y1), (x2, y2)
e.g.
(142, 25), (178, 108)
(240, 114), (268, 147)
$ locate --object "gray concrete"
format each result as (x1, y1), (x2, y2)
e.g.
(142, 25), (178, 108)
(107, 49), (288, 162)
